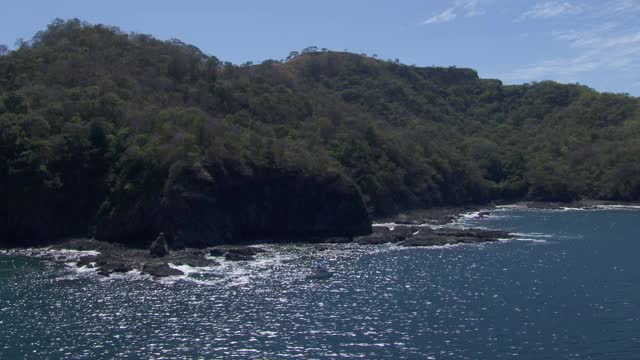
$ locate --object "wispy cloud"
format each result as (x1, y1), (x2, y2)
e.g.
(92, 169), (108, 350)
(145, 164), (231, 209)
(423, 8), (457, 25)
(460, 0), (485, 17)
(500, 1), (640, 86)
(501, 50), (626, 82)
(517, 1), (583, 21)
(557, 29), (640, 50)
(423, 0), (485, 25)
(502, 43), (640, 83)
(609, 0), (640, 13)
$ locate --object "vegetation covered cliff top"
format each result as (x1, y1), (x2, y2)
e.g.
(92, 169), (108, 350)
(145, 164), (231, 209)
(1, 19), (639, 246)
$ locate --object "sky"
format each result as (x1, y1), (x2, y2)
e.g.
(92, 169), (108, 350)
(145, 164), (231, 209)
(2, 0), (640, 95)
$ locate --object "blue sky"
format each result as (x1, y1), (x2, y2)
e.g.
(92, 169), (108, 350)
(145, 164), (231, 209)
(2, 0), (640, 95)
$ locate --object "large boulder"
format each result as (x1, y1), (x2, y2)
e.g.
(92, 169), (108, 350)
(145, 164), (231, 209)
(149, 233), (169, 257)
(141, 263), (184, 277)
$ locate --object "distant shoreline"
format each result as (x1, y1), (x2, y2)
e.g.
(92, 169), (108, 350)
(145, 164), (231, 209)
(373, 199), (640, 227)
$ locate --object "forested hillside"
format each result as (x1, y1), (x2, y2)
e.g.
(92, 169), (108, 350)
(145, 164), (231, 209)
(1, 19), (639, 247)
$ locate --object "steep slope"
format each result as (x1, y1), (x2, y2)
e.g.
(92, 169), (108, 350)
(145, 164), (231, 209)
(1, 19), (639, 247)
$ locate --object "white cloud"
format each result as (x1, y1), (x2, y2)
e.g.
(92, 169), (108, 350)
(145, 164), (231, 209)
(553, 23), (640, 52)
(499, 0), (640, 87)
(423, 8), (457, 25)
(502, 53), (598, 82)
(459, 0), (486, 17)
(552, 23), (618, 47)
(517, 1), (583, 21)
(609, 0), (640, 13)
(422, 0), (485, 25)
(502, 40), (640, 81)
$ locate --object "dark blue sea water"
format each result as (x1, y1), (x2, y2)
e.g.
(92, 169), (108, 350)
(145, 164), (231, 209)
(1, 207), (640, 359)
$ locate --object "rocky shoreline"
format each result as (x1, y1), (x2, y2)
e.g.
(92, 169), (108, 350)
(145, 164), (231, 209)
(4, 201), (638, 279)
(374, 205), (490, 226)
(371, 200), (640, 227)
(50, 237), (271, 277)
(354, 226), (512, 246)
(46, 226), (511, 278)
(0, 206), (512, 278)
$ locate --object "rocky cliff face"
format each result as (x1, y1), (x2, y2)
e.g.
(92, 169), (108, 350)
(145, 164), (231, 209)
(93, 160), (372, 248)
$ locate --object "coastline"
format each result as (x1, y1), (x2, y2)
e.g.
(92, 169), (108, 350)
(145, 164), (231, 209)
(3, 200), (640, 280)
(372, 199), (640, 227)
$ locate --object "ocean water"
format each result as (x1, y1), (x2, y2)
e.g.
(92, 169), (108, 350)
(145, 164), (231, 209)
(1, 207), (640, 359)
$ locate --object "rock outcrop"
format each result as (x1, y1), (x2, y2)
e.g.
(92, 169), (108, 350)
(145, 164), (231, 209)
(149, 233), (169, 257)
(355, 225), (512, 246)
(59, 239), (220, 278)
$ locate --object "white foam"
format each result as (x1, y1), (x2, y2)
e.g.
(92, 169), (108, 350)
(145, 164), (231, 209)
(496, 204), (523, 209)
(511, 232), (553, 238)
(372, 222), (437, 230)
(100, 269), (147, 282)
(51, 249), (100, 256)
(391, 242), (492, 251)
(67, 262), (98, 274)
(6, 247), (100, 258)
(460, 210), (483, 219)
(168, 263), (218, 275)
(514, 238), (548, 243)
(372, 222), (396, 230)
(496, 203), (640, 213)
(593, 204), (640, 211)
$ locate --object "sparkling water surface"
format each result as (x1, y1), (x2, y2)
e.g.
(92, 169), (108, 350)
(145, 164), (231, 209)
(1, 208), (640, 359)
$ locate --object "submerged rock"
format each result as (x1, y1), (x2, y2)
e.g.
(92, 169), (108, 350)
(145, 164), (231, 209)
(208, 248), (226, 257)
(209, 245), (266, 261)
(171, 257), (218, 267)
(76, 255), (99, 268)
(97, 261), (135, 276)
(224, 252), (255, 261)
(433, 228), (511, 239)
(314, 245), (330, 251)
